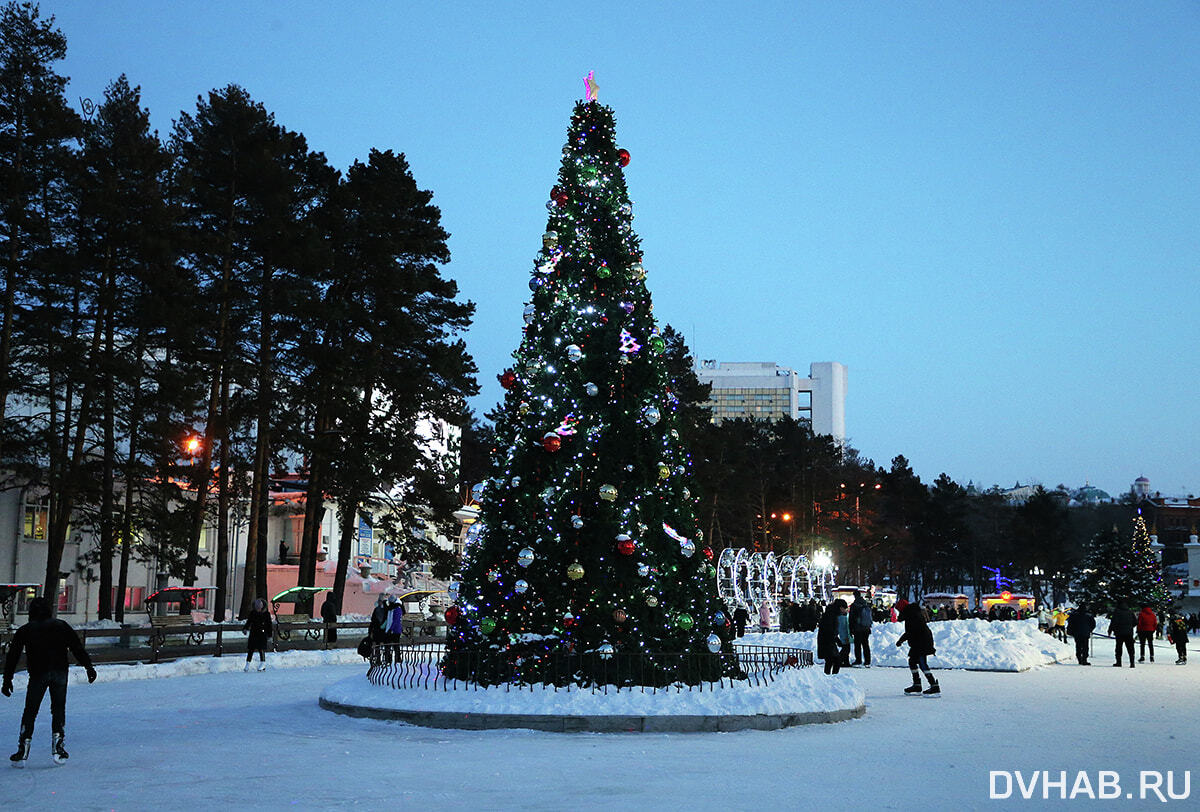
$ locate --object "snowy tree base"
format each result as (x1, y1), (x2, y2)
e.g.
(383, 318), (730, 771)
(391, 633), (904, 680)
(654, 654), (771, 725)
(319, 668), (866, 732)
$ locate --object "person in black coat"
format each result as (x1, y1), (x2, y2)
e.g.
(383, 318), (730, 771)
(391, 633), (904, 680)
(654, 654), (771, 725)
(320, 594), (340, 644)
(896, 602), (940, 695)
(817, 599), (848, 675)
(732, 605), (749, 638)
(1066, 605), (1096, 665)
(3, 597), (97, 765)
(243, 598), (274, 671)
(1109, 605), (1136, 668)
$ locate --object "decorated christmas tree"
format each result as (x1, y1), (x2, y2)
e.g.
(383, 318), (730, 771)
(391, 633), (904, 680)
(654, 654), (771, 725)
(444, 76), (732, 686)
(1077, 514), (1172, 612)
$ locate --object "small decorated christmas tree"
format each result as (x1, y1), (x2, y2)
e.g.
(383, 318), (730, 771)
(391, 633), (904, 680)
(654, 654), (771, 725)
(444, 76), (732, 686)
(1077, 514), (1172, 612)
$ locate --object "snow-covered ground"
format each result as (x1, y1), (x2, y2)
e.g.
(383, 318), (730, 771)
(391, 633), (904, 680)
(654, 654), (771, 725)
(763, 617), (1076, 671)
(3, 635), (1198, 809)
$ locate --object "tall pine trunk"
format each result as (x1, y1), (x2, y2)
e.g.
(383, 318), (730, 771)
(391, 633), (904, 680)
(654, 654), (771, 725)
(98, 264), (116, 619)
(213, 369), (231, 621)
(331, 498), (360, 609)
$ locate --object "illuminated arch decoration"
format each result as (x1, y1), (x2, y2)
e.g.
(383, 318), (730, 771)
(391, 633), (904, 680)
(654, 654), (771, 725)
(714, 548), (836, 613)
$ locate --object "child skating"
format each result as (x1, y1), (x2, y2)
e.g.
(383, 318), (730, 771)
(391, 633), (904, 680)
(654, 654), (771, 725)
(896, 602), (940, 696)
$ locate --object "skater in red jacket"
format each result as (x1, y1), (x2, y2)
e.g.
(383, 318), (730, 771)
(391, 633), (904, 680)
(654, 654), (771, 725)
(1137, 606), (1158, 663)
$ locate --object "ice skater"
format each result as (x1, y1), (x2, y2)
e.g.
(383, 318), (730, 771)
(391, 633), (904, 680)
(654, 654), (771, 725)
(1167, 614), (1188, 665)
(818, 599), (848, 675)
(243, 598), (273, 671)
(1066, 604), (1095, 665)
(3, 597), (97, 766)
(896, 603), (940, 696)
(1137, 605), (1157, 663)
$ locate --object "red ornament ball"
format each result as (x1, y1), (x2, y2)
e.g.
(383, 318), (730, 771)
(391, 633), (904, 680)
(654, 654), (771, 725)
(444, 606), (461, 625)
(702, 546), (714, 561)
(499, 369), (517, 390)
(555, 192), (569, 208)
(542, 432), (562, 452)
(617, 538), (636, 556)
(550, 185), (561, 199)
(617, 148), (630, 167)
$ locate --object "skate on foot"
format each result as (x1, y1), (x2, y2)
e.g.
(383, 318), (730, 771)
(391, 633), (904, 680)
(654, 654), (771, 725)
(9, 738), (30, 768)
(51, 733), (68, 765)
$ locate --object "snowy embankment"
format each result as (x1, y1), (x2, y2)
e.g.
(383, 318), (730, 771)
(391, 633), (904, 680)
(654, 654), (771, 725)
(3, 648), (364, 690)
(321, 664), (864, 718)
(756, 618), (1075, 671)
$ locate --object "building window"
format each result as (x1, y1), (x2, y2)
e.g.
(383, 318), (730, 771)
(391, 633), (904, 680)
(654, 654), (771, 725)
(23, 496), (50, 541)
(16, 581), (76, 614)
(112, 587), (146, 611)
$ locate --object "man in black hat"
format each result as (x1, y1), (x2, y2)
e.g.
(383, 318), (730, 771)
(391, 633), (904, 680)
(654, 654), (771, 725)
(3, 597), (97, 766)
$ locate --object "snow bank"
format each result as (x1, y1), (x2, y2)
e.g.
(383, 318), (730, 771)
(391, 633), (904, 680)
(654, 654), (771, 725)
(320, 665), (864, 718)
(4, 648), (365, 690)
(755, 618), (1075, 671)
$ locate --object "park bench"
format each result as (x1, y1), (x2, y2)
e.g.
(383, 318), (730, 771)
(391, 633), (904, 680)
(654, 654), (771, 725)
(149, 614), (205, 647)
(400, 612), (447, 641)
(274, 613), (321, 642)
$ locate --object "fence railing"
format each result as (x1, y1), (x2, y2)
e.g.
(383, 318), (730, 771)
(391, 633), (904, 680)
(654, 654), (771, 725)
(366, 642), (813, 693)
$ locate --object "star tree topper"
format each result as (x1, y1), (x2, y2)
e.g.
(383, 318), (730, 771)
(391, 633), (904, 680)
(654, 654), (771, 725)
(584, 70), (599, 101)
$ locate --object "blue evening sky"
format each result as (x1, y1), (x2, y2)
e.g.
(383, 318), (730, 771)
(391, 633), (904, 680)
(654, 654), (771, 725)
(45, 1), (1199, 498)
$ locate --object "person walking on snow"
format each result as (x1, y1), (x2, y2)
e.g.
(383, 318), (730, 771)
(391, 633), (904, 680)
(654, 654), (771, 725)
(321, 594), (340, 644)
(758, 601), (771, 634)
(1066, 604), (1096, 665)
(243, 598), (273, 671)
(849, 590), (873, 667)
(1137, 605), (1157, 663)
(3, 597), (97, 766)
(896, 602), (940, 696)
(1052, 608), (1068, 642)
(1166, 614), (1188, 665)
(1109, 604), (1136, 668)
(818, 599), (848, 675)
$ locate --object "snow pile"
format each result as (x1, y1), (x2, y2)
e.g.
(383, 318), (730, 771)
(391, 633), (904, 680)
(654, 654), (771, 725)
(3, 648), (365, 690)
(321, 665), (864, 718)
(755, 618), (1075, 671)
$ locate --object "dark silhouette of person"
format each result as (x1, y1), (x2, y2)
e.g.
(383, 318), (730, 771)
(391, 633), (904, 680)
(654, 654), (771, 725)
(3, 596), (97, 765)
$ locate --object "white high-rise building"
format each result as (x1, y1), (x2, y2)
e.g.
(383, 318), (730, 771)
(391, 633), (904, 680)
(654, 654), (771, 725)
(695, 360), (847, 443)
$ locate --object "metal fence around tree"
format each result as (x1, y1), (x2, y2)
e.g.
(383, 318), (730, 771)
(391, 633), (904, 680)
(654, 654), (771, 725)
(366, 642), (813, 693)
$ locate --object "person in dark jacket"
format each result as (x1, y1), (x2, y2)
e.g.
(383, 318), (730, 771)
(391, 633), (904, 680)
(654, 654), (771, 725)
(243, 598), (273, 671)
(778, 599), (792, 633)
(817, 599), (848, 675)
(369, 595), (391, 643)
(1066, 605), (1096, 665)
(320, 593), (340, 644)
(896, 602), (940, 695)
(1109, 605), (1136, 668)
(732, 605), (749, 638)
(1136, 606), (1157, 663)
(3, 597), (97, 766)
(1166, 614), (1188, 665)
(849, 590), (873, 667)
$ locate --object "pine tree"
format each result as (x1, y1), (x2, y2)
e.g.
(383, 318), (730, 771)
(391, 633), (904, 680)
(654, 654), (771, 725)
(1077, 515), (1171, 612)
(445, 85), (732, 686)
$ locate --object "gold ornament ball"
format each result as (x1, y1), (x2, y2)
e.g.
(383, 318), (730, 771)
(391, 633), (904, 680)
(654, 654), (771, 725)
(567, 562), (585, 580)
